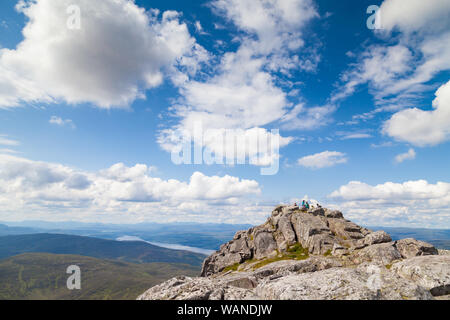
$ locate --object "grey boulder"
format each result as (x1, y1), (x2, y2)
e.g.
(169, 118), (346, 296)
(354, 242), (402, 265)
(392, 255), (450, 297)
(256, 266), (432, 300)
(364, 231), (392, 246)
(395, 238), (439, 259)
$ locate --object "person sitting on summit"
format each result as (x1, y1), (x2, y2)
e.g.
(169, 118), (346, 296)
(301, 200), (310, 211)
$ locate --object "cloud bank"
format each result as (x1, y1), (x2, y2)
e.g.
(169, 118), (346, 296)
(0, 154), (267, 223)
(330, 179), (450, 228)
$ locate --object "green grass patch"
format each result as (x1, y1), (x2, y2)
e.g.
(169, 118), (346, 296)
(222, 262), (240, 273)
(323, 249), (332, 257)
(252, 244), (309, 270)
(252, 256), (286, 270)
(286, 243), (309, 256)
(220, 244), (311, 272)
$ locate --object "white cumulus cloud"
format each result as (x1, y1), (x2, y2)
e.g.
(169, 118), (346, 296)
(380, 0), (450, 33)
(395, 148), (416, 163)
(297, 151), (348, 169)
(383, 80), (450, 146)
(0, 0), (204, 109)
(49, 116), (76, 129)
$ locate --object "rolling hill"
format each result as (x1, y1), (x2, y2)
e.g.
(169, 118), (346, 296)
(0, 253), (200, 300)
(0, 234), (206, 266)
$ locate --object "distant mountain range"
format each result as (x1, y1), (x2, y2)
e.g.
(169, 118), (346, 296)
(0, 224), (39, 236)
(1, 221), (449, 250)
(0, 221), (252, 250)
(370, 226), (450, 249)
(0, 253), (199, 300)
(0, 233), (206, 266)
(370, 226), (450, 241)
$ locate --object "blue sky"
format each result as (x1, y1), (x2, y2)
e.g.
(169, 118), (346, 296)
(0, 0), (449, 228)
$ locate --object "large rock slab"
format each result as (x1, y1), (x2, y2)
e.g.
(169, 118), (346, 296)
(139, 258), (434, 300)
(201, 231), (252, 276)
(201, 252), (242, 276)
(354, 242), (402, 265)
(392, 255), (450, 297)
(291, 211), (336, 255)
(324, 209), (344, 219)
(137, 276), (259, 300)
(307, 207), (325, 216)
(253, 230), (278, 259)
(256, 267), (432, 300)
(395, 238), (439, 259)
(364, 231), (392, 246)
(282, 205), (299, 215)
(277, 213), (297, 247)
(252, 257), (342, 278)
(327, 218), (370, 243)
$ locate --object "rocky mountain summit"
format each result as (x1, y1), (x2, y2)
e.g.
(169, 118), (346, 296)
(138, 205), (450, 300)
